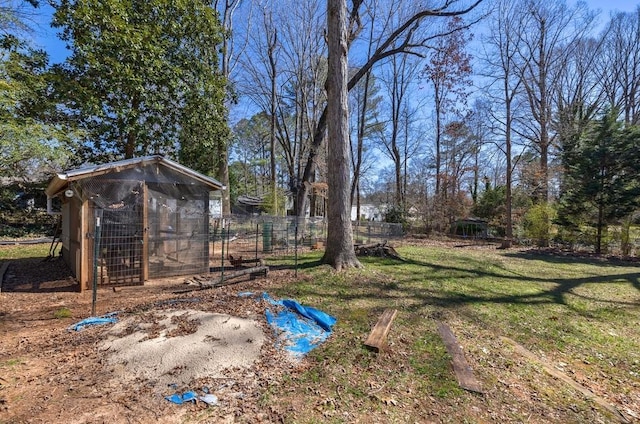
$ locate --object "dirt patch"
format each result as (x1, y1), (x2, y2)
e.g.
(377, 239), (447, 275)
(0, 256), (299, 423)
(101, 309), (265, 387)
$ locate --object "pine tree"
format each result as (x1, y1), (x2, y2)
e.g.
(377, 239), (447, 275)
(558, 111), (640, 253)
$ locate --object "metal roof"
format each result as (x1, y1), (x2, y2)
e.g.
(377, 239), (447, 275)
(45, 155), (225, 197)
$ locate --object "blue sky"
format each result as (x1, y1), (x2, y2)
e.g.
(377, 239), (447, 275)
(30, 1), (640, 65)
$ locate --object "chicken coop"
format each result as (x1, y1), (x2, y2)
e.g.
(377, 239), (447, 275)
(45, 155), (224, 291)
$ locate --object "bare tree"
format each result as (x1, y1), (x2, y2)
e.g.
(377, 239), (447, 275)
(349, 68), (382, 218)
(324, 0), (360, 269)
(480, 0), (523, 241)
(423, 16), (473, 201)
(597, 8), (640, 125)
(296, 0), (484, 220)
(375, 53), (422, 210)
(0, 0), (39, 36)
(240, 0), (326, 214)
(511, 0), (594, 203)
(348, 7), (383, 220)
(214, 0), (251, 215)
(554, 35), (605, 147)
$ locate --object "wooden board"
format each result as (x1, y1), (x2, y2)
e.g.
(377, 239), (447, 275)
(436, 321), (483, 393)
(364, 309), (398, 352)
(502, 336), (630, 423)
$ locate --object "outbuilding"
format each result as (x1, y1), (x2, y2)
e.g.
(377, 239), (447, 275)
(45, 155), (224, 291)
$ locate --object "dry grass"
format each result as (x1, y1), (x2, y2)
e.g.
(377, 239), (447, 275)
(264, 242), (640, 423)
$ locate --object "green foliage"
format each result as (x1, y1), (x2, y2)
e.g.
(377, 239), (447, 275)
(261, 186), (287, 216)
(229, 114), (273, 197)
(619, 217), (634, 256)
(52, 0), (229, 165)
(522, 202), (556, 247)
(0, 37), (78, 179)
(557, 110), (640, 253)
(0, 181), (57, 237)
(473, 180), (507, 235)
(384, 205), (407, 230)
(473, 183), (506, 221)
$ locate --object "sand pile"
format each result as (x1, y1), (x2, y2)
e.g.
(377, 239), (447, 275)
(99, 309), (265, 387)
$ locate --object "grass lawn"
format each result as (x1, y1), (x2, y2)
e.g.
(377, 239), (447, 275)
(265, 243), (640, 423)
(1, 241), (638, 423)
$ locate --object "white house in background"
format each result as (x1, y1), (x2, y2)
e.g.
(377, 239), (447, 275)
(351, 204), (386, 221)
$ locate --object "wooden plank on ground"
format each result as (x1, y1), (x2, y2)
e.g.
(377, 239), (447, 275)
(364, 309), (398, 352)
(502, 336), (630, 423)
(436, 321), (483, 393)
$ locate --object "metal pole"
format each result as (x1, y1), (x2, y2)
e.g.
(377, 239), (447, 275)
(212, 219), (218, 266)
(255, 223), (259, 261)
(226, 222), (231, 258)
(220, 219), (225, 282)
(92, 213), (101, 316)
(294, 217), (299, 277)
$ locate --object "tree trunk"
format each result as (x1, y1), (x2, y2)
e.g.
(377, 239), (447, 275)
(217, 150), (231, 215)
(323, 0), (360, 270)
(505, 77), (513, 241)
(269, 29), (278, 214)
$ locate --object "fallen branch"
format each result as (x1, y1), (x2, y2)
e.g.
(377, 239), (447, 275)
(228, 255), (265, 268)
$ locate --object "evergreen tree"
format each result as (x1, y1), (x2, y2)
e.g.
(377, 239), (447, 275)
(558, 111), (640, 253)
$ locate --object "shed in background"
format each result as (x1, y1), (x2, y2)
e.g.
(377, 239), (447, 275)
(45, 155), (224, 291)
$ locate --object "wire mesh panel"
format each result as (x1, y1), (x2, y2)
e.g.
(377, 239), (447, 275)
(83, 180), (145, 286)
(78, 163), (214, 284)
(97, 205), (144, 286)
(352, 221), (404, 244)
(147, 185), (210, 278)
(209, 216), (403, 265)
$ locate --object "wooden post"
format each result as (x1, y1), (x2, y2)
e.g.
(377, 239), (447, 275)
(142, 183), (149, 281)
(80, 199), (91, 292)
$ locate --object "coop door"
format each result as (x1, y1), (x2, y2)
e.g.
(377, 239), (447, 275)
(95, 190), (144, 286)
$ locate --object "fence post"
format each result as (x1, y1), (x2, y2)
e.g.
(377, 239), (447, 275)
(295, 217), (299, 277)
(255, 223), (259, 260)
(263, 222), (273, 253)
(92, 210), (102, 316)
(221, 220), (227, 281)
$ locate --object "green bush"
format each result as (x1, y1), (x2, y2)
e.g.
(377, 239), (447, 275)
(384, 205), (408, 231)
(522, 203), (556, 247)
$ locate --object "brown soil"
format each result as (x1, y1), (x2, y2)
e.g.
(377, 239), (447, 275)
(0, 256), (296, 423)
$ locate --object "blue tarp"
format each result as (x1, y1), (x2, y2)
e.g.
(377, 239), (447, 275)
(165, 391), (197, 404)
(261, 293), (336, 358)
(68, 312), (118, 332)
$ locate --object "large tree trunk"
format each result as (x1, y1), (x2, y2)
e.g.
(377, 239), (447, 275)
(323, 0), (360, 270)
